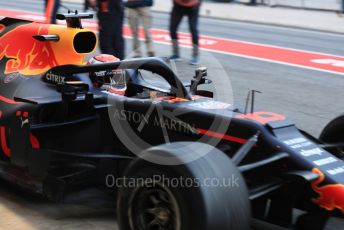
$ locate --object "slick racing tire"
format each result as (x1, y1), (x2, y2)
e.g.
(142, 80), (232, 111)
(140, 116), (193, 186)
(319, 114), (344, 159)
(117, 142), (251, 230)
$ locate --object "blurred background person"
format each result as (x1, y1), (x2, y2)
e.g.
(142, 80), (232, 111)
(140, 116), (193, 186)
(169, 0), (201, 65)
(88, 0), (125, 60)
(45, 0), (60, 24)
(84, 0), (91, 11)
(124, 0), (155, 57)
(248, 0), (257, 6)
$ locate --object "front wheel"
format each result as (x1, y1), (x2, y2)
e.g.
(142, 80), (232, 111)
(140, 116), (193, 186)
(117, 142), (251, 230)
(319, 114), (344, 158)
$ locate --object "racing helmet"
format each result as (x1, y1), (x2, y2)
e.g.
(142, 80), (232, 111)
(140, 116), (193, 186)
(87, 54), (127, 96)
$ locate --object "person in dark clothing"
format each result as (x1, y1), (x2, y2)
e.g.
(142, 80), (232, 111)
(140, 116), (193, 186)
(88, 0), (125, 60)
(45, 0), (60, 24)
(248, 0), (257, 6)
(84, 0), (91, 11)
(169, 0), (201, 65)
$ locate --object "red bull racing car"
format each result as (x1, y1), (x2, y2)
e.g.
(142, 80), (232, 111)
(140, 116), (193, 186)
(0, 13), (344, 230)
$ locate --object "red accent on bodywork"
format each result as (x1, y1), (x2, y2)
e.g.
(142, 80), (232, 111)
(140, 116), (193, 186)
(236, 112), (286, 124)
(0, 126), (10, 157)
(197, 128), (247, 144)
(0, 127), (40, 157)
(23, 112), (29, 118)
(16, 111), (22, 116)
(0, 95), (20, 104)
(30, 133), (40, 149)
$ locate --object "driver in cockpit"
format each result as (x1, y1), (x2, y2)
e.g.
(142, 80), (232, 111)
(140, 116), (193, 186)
(87, 54), (127, 96)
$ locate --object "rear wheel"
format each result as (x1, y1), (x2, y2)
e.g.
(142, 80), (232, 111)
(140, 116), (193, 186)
(117, 142), (251, 230)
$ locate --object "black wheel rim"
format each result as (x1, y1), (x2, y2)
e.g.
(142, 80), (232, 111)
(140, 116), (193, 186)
(128, 182), (181, 230)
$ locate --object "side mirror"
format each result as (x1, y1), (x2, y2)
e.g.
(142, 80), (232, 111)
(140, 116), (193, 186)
(190, 67), (212, 94)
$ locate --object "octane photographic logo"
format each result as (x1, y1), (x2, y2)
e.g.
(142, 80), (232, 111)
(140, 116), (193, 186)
(107, 50), (234, 165)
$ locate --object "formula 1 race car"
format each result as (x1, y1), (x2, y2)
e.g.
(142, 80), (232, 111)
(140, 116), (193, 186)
(1, 13), (344, 230)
